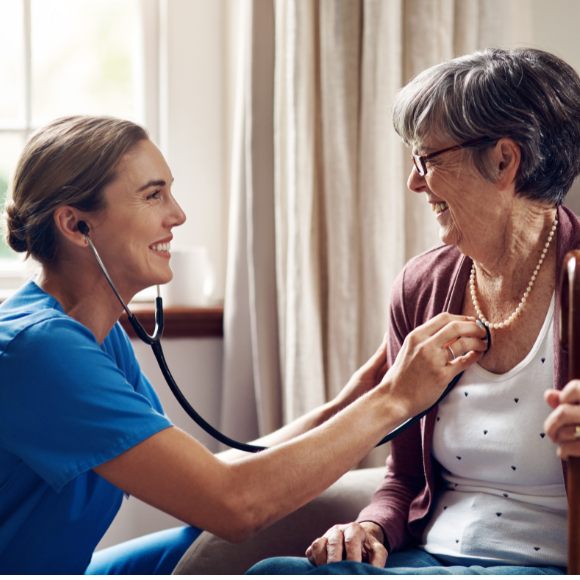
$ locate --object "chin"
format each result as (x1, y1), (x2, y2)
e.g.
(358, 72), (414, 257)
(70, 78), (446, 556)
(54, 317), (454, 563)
(438, 225), (460, 248)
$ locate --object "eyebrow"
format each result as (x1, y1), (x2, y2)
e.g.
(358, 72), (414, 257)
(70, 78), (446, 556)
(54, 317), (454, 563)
(137, 177), (175, 192)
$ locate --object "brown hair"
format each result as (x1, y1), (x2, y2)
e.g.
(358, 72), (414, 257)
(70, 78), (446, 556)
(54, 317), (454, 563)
(3, 115), (148, 265)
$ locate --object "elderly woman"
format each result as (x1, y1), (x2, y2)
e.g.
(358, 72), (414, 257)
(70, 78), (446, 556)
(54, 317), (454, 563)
(247, 48), (580, 576)
(0, 115), (486, 575)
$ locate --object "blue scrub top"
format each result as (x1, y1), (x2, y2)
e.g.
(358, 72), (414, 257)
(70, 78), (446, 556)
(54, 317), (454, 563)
(0, 281), (173, 574)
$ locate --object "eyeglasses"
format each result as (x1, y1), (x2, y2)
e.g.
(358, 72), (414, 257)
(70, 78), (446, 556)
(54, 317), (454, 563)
(412, 137), (496, 177)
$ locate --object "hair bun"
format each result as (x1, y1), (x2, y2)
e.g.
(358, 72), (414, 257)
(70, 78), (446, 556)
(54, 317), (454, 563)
(4, 202), (28, 253)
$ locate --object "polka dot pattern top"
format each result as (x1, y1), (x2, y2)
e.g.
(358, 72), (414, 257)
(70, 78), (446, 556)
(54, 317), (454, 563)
(422, 293), (567, 567)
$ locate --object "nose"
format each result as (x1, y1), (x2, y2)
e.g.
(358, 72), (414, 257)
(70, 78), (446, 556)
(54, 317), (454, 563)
(167, 192), (187, 227)
(407, 165), (428, 193)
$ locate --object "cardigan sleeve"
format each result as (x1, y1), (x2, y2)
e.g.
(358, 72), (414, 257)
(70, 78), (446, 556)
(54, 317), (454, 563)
(356, 265), (428, 553)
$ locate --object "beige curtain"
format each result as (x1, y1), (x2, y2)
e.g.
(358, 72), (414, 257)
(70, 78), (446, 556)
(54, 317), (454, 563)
(221, 0), (281, 443)
(222, 0), (531, 458)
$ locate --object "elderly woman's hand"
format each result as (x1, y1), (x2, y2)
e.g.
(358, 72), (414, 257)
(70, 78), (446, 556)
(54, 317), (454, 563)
(544, 381), (580, 459)
(306, 521), (387, 568)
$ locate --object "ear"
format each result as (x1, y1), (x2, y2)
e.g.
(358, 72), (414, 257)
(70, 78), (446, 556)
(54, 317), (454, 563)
(53, 206), (90, 249)
(494, 138), (521, 190)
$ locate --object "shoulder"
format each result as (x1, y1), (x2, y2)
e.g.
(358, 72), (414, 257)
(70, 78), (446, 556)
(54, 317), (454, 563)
(559, 205), (580, 252)
(0, 295), (96, 360)
(390, 244), (465, 332)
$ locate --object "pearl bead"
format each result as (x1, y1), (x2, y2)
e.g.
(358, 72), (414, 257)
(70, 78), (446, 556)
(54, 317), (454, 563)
(469, 217), (556, 329)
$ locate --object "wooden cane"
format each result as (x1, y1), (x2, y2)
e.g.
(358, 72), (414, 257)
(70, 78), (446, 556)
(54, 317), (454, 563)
(560, 250), (580, 574)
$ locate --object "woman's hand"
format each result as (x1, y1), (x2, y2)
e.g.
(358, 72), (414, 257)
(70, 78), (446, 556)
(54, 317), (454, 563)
(381, 313), (488, 418)
(328, 334), (389, 414)
(306, 521), (387, 568)
(544, 380), (580, 459)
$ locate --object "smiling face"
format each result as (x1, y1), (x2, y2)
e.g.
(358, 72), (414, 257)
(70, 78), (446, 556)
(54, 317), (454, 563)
(407, 138), (511, 256)
(86, 139), (186, 298)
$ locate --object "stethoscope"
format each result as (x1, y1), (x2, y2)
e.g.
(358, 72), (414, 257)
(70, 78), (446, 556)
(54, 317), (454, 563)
(78, 220), (491, 453)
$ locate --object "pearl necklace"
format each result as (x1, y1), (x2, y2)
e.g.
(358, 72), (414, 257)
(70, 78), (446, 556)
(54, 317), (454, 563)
(470, 217), (558, 329)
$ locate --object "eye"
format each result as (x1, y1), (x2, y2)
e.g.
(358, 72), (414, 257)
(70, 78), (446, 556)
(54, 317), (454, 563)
(147, 190), (161, 200)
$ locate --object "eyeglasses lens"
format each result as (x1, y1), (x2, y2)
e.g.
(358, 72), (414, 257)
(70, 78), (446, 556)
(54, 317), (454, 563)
(413, 156), (426, 177)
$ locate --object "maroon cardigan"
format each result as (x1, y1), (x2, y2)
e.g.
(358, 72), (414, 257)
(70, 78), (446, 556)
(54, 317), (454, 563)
(357, 205), (580, 554)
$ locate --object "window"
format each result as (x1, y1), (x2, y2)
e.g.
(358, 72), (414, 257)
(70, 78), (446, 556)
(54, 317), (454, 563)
(0, 0), (152, 292)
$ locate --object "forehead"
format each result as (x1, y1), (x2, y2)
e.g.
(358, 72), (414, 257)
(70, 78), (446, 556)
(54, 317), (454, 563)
(114, 140), (172, 186)
(412, 137), (454, 156)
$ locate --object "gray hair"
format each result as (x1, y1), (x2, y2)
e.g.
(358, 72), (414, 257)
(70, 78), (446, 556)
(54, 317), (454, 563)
(393, 48), (580, 205)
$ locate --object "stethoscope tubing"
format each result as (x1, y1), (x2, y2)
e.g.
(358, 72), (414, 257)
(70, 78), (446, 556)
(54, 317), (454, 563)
(78, 220), (490, 454)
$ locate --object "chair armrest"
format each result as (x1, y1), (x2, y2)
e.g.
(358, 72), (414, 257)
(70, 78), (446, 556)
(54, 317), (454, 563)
(172, 466), (386, 575)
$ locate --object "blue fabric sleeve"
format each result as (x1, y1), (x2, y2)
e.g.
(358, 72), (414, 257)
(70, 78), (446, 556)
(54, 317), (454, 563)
(0, 317), (172, 493)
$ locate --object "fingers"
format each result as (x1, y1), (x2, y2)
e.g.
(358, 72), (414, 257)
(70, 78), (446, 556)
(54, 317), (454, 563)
(306, 536), (329, 567)
(552, 424), (580, 444)
(557, 441), (580, 460)
(433, 319), (487, 347)
(446, 347), (484, 372)
(366, 535), (388, 568)
(544, 382), (580, 444)
(446, 336), (487, 359)
(343, 525), (365, 563)
(544, 382), (580, 460)
(544, 389), (561, 410)
(412, 313), (481, 341)
(305, 523), (376, 567)
(558, 380), (580, 405)
(325, 526), (346, 563)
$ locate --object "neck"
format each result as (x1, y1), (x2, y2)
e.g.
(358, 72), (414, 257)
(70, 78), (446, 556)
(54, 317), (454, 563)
(37, 257), (130, 344)
(470, 202), (557, 295)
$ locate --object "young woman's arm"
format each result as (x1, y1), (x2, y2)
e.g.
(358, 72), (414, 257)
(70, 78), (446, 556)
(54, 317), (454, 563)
(216, 333), (390, 463)
(93, 314), (486, 543)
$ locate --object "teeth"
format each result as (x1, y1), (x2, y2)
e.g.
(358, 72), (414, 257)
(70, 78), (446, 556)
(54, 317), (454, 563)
(431, 201), (449, 213)
(150, 242), (171, 252)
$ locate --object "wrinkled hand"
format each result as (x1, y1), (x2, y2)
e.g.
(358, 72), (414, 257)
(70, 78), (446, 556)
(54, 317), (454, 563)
(306, 521), (387, 568)
(329, 333), (389, 413)
(544, 380), (580, 459)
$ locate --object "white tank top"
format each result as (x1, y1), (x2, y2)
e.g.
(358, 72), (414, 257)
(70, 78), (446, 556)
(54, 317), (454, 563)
(422, 293), (567, 567)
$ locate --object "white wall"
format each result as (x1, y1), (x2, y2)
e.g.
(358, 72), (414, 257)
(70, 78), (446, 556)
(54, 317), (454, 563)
(159, 0), (239, 303)
(531, 0), (580, 214)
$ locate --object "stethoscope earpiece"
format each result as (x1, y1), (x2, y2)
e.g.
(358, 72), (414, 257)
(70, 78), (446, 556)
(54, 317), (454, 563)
(78, 220), (90, 235)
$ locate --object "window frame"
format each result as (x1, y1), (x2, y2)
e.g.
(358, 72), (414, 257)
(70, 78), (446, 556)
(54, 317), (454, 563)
(0, 0), (160, 291)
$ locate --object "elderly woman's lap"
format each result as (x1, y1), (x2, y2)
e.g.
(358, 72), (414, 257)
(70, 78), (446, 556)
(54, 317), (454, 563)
(246, 549), (566, 575)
